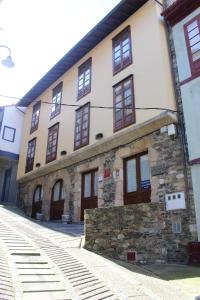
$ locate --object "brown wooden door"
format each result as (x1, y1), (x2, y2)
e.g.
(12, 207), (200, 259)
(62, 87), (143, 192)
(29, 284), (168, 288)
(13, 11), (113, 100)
(81, 169), (98, 221)
(32, 185), (43, 218)
(124, 152), (151, 205)
(50, 180), (64, 220)
(50, 200), (64, 220)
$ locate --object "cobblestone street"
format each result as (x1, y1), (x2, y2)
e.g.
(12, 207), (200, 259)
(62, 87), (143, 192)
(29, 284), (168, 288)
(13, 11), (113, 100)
(0, 205), (197, 300)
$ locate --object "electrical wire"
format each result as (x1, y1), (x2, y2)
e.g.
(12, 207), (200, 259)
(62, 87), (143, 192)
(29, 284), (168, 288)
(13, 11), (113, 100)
(0, 95), (178, 113)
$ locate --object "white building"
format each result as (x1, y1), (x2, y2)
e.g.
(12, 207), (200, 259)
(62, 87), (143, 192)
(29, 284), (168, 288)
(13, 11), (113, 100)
(162, 0), (200, 240)
(0, 105), (25, 204)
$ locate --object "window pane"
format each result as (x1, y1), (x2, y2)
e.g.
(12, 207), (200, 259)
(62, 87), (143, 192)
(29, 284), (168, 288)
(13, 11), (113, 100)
(122, 43), (130, 53)
(34, 187), (41, 202)
(188, 27), (199, 39)
(127, 159), (136, 193)
(123, 51), (130, 60)
(140, 155), (151, 191)
(124, 87), (131, 99)
(79, 78), (84, 85)
(115, 85), (122, 94)
(84, 174), (91, 198)
(122, 37), (129, 46)
(114, 44), (120, 52)
(53, 182), (60, 201)
(114, 50), (121, 59)
(187, 20), (198, 32)
(192, 50), (200, 61)
(94, 171), (98, 196)
(115, 110), (123, 122)
(190, 34), (200, 46)
(61, 186), (65, 199)
(85, 69), (90, 76)
(115, 57), (121, 65)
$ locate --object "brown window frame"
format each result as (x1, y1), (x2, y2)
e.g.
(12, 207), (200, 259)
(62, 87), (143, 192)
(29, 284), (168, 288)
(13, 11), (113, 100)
(184, 14), (200, 76)
(46, 123), (59, 163)
(30, 101), (41, 134)
(33, 185), (43, 203)
(112, 26), (132, 75)
(25, 138), (36, 173)
(82, 169), (98, 199)
(124, 151), (151, 205)
(113, 75), (135, 132)
(74, 102), (90, 150)
(77, 58), (92, 100)
(50, 82), (63, 119)
(51, 179), (64, 202)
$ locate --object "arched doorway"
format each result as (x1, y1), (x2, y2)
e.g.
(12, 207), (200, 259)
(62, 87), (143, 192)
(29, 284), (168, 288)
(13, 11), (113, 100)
(32, 185), (43, 218)
(50, 179), (65, 220)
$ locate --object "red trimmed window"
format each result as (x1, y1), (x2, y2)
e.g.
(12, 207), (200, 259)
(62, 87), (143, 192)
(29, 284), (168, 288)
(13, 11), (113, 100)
(50, 82), (63, 119)
(25, 138), (36, 173)
(46, 123), (59, 163)
(74, 103), (90, 150)
(77, 59), (92, 99)
(30, 101), (41, 133)
(113, 76), (135, 132)
(112, 26), (132, 74)
(184, 15), (200, 75)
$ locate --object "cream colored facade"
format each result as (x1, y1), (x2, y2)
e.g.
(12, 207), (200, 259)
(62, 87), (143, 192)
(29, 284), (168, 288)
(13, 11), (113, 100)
(17, 0), (175, 180)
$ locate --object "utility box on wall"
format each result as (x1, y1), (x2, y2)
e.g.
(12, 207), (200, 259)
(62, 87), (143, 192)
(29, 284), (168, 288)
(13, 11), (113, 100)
(165, 192), (186, 211)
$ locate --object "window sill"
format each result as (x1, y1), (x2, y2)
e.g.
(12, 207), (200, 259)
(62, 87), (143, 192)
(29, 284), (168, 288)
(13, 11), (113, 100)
(77, 89), (91, 101)
(74, 142), (89, 151)
(113, 61), (132, 76)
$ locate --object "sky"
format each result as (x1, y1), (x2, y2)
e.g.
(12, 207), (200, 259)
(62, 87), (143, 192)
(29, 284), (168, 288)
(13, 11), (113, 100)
(0, 0), (121, 106)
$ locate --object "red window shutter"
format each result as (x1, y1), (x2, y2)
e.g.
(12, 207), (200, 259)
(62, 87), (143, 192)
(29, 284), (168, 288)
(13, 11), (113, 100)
(184, 15), (200, 75)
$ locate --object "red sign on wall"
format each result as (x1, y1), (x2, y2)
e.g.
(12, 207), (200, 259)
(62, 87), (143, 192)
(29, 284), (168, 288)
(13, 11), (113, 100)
(104, 169), (111, 178)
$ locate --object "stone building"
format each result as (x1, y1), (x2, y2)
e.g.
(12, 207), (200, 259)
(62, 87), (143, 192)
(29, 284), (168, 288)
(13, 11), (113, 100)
(16, 0), (197, 262)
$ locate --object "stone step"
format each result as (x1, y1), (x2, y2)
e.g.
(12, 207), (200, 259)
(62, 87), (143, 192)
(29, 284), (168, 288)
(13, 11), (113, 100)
(15, 261), (48, 265)
(12, 255), (45, 263)
(80, 290), (114, 300)
(18, 269), (56, 275)
(16, 263), (52, 269)
(22, 290), (70, 300)
(11, 251), (40, 256)
(72, 277), (99, 287)
(78, 283), (106, 295)
(19, 274), (59, 282)
(21, 282), (66, 292)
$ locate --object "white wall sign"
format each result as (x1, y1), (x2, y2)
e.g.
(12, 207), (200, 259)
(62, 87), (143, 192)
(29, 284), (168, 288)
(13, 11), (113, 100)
(98, 175), (103, 182)
(165, 192), (186, 211)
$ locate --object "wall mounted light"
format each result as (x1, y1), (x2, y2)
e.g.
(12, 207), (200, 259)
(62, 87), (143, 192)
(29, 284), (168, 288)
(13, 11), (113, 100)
(35, 163), (41, 168)
(0, 45), (15, 68)
(60, 150), (67, 156)
(95, 133), (103, 140)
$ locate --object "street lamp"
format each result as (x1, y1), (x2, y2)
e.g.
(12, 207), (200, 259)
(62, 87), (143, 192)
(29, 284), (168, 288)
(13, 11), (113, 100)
(0, 45), (15, 68)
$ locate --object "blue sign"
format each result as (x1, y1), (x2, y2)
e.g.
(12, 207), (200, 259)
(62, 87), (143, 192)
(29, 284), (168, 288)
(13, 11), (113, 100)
(141, 180), (150, 191)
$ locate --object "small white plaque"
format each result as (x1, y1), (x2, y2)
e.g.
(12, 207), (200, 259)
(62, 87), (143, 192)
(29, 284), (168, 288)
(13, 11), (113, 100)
(165, 192), (186, 211)
(98, 175), (103, 182)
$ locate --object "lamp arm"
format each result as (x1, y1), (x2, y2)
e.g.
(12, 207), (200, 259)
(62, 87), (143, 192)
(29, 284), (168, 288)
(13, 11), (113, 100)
(0, 45), (12, 56)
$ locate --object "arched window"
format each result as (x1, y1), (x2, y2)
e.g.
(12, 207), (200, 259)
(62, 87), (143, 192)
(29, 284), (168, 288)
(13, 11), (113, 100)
(33, 185), (43, 202)
(52, 180), (64, 202)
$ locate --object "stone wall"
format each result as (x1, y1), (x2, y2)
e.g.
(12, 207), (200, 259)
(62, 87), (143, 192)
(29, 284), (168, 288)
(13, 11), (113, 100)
(18, 128), (197, 243)
(84, 203), (193, 264)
